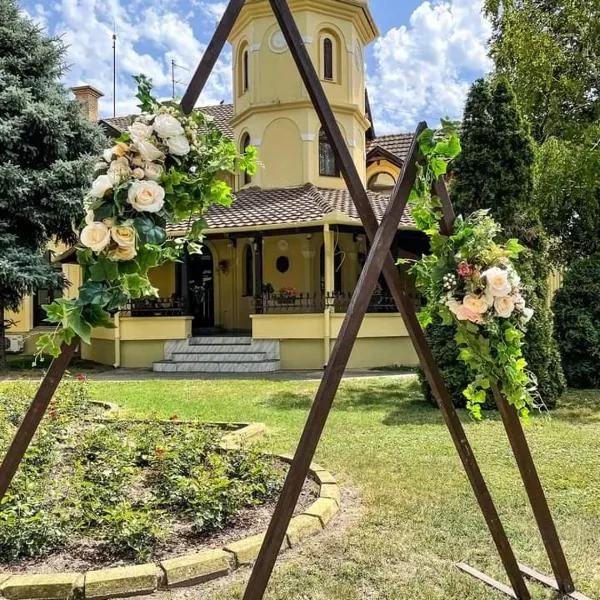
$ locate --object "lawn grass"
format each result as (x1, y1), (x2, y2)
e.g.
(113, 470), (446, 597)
(83, 378), (600, 598)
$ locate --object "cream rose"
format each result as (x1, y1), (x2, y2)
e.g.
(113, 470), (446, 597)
(448, 299), (484, 324)
(132, 167), (145, 179)
(107, 157), (132, 185)
(153, 113), (184, 139)
(463, 294), (489, 315)
(128, 121), (153, 143)
(127, 180), (165, 213)
(144, 162), (163, 181)
(136, 139), (164, 162)
(108, 245), (137, 261)
(113, 141), (129, 157)
(90, 174), (113, 198)
(111, 225), (136, 248)
(80, 222), (111, 252)
(166, 135), (191, 156)
(494, 296), (516, 318)
(482, 266), (511, 298)
(130, 154), (145, 168)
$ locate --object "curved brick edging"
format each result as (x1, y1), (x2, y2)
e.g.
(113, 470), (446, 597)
(0, 457), (340, 599)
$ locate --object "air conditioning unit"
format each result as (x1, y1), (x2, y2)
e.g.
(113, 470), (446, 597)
(5, 335), (25, 354)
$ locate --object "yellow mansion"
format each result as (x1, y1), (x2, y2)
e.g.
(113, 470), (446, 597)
(8, 0), (427, 372)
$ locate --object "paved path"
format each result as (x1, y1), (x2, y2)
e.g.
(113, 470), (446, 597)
(1, 367), (415, 382)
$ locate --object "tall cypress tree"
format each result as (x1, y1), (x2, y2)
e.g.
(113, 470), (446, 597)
(0, 0), (103, 368)
(420, 76), (565, 409)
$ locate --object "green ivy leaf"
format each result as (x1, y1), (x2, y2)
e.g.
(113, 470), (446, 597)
(134, 215), (167, 245)
(78, 282), (112, 306)
(90, 256), (119, 282)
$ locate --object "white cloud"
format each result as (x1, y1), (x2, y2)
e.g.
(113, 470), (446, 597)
(38, 0), (233, 118)
(368, 0), (492, 134)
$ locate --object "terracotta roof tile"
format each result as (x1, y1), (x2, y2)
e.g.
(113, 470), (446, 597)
(99, 104), (234, 139)
(166, 184), (415, 233)
(367, 133), (415, 163)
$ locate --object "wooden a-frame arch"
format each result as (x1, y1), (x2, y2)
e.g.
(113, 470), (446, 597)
(0, 1), (592, 599)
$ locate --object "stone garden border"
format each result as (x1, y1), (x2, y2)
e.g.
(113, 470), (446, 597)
(0, 418), (341, 600)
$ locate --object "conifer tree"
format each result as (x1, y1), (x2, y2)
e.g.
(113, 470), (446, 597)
(0, 0), (103, 368)
(420, 77), (565, 409)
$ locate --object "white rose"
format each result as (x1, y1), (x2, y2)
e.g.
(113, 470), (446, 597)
(127, 180), (165, 213)
(128, 121), (153, 143)
(130, 154), (145, 168)
(107, 157), (132, 185)
(84, 209), (95, 225)
(494, 296), (516, 318)
(514, 293), (526, 310)
(132, 167), (145, 179)
(111, 225), (136, 248)
(136, 139), (164, 162)
(521, 307), (534, 324)
(153, 114), (184, 139)
(166, 135), (191, 156)
(90, 174), (113, 198)
(463, 294), (489, 315)
(108, 245), (137, 261)
(103, 148), (114, 163)
(482, 266), (511, 298)
(94, 161), (108, 172)
(144, 162), (163, 181)
(80, 222), (111, 252)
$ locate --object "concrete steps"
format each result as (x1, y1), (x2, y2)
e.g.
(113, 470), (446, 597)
(153, 336), (280, 374)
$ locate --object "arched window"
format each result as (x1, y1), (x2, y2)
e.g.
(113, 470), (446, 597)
(243, 244), (254, 296)
(319, 31), (339, 82)
(243, 49), (249, 92)
(319, 127), (339, 177)
(323, 38), (333, 81)
(241, 133), (251, 185)
(238, 42), (250, 95)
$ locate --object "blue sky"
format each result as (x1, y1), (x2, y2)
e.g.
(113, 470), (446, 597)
(21, 0), (492, 134)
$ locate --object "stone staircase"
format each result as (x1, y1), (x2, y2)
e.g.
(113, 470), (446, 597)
(153, 336), (280, 373)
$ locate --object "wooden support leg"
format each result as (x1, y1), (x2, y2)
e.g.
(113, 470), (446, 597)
(0, 340), (78, 501)
(492, 385), (575, 593)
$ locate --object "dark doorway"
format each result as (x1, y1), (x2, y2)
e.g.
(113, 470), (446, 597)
(188, 247), (215, 332)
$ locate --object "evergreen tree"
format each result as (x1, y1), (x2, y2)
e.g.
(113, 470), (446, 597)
(0, 0), (103, 368)
(420, 77), (565, 409)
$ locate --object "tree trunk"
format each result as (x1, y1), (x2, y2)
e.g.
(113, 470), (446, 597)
(0, 304), (7, 372)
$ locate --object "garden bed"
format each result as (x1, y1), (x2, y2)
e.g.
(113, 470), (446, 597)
(0, 380), (319, 575)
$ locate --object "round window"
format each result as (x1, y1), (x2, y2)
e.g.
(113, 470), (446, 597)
(276, 256), (290, 273)
(270, 30), (288, 53)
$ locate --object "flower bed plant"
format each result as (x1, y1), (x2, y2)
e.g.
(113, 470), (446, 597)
(0, 379), (283, 565)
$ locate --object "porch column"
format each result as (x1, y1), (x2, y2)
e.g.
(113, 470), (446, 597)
(181, 249), (191, 315)
(323, 224), (335, 365)
(253, 236), (263, 313)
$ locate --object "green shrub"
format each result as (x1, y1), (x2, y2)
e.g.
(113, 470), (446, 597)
(0, 379), (284, 563)
(553, 256), (600, 388)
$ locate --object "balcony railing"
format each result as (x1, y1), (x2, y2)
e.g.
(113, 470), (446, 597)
(253, 291), (420, 315)
(123, 296), (187, 318)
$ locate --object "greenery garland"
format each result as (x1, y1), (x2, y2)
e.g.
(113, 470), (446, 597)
(406, 124), (537, 419)
(37, 77), (256, 358)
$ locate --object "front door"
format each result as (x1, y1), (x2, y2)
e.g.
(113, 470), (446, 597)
(188, 248), (215, 332)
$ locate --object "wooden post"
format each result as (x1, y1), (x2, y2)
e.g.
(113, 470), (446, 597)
(0, 340), (78, 501)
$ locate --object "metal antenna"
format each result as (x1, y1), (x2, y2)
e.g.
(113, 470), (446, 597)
(171, 60), (190, 100)
(112, 20), (117, 117)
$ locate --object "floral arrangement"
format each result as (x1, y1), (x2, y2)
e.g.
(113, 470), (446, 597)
(277, 287), (298, 303)
(37, 76), (256, 358)
(406, 124), (537, 419)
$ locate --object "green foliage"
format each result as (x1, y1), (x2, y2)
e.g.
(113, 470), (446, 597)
(484, 0), (600, 143)
(0, 380), (284, 563)
(553, 256), (600, 388)
(533, 127), (600, 266)
(37, 78), (256, 358)
(421, 77), (565, 411)
(0, 0), (104, 366)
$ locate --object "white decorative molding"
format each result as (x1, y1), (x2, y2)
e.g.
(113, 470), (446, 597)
(250, 43), (261, 52)
(251, 137), (262, 146)
(347, 139), (357, 148)
(302, 36), (313, 44)
(301, 133), (316, 142)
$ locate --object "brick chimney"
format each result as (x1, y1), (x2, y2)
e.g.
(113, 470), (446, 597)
(71, 85), (104, 122)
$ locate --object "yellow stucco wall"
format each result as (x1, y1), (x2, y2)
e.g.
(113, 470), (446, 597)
(229, 0), (376, 191)
(149, 263), (177, 297)
(252, 312), (419, 369)
(366, 159), (401, 189)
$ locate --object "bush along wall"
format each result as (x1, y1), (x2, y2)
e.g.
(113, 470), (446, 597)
(553, 255), (600, 388)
